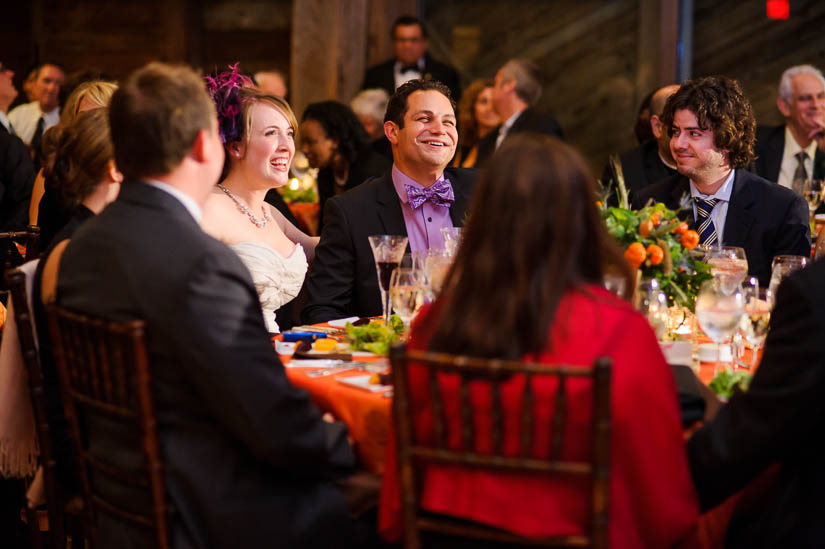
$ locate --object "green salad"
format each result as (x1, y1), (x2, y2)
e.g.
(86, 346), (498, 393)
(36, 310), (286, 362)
(345, 315), (404, 355)
(708, 368), (753, 399)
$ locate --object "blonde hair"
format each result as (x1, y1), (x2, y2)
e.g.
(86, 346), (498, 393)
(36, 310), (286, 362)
(60, 80), (118, 126)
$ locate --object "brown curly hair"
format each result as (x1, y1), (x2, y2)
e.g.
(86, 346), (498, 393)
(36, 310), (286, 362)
(661, 76), (755, 168)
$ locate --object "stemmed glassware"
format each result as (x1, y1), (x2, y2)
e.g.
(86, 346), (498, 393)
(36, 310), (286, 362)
(368, 235), (408, 324)
(637, 279), (669, 339)
(441, 227), (463, 256)
(767, 255), (808, 306)
(704, 246), (748, 295)
(696, 279), (745, 369)
(738, 277), (772, 369)
(389, 268), (427, 335)
(801, 179), (823, 222)
(424, 248), (453, 296)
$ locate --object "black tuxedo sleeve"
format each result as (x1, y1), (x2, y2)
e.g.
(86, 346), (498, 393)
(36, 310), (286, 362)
(177, 250), (354, 478)
(771, 193), (812, 259)
(0, 133), (35, 231)
(687, 272), (825, 510)
(302, 197), (357, 324)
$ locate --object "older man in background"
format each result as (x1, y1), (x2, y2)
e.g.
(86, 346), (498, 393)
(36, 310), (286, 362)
(8, 62), (64, 148)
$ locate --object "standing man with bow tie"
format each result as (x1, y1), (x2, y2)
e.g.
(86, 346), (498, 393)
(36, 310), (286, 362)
(302, 79), (476, 323)
(361, 16), (462, 103)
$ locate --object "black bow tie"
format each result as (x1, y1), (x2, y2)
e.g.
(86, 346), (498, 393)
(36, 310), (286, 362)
(400, 65), (420, 74)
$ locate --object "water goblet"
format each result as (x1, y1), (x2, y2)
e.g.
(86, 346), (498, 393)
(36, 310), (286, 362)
(637, 279), (669, 340)
(424, 248), (453, 296)
(440, 227), (463, 256)
(739, 279), (771, 369)
(389, 268), (427, 335)
(696, 279), (745, 370)
(802, 179), (824, 218)
(767, 255), (808, 306)
(704, 246), (748, 295)
(368, 235), (408, 324)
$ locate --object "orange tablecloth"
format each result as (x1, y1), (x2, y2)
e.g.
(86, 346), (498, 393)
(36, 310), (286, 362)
(287, 202), (320, 236)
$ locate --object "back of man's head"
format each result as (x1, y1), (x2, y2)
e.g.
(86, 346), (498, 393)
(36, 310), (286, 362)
(500, 59), (543, 107)
(109, 62), (215, 180)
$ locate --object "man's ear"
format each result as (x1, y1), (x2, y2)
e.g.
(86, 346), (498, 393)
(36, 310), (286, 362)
(650, 114), (664, 139)
(777, 96), (791, 118)
(385, 121), (399, 145)
(190, 129), (209, 162)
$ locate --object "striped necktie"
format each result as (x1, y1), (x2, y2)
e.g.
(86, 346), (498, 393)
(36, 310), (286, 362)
(694, 197), (719, 248)
(792, 151), (808, 193)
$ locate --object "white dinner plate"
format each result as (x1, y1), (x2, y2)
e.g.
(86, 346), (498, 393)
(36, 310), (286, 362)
(336, 374), (392, 393)
(328, 317), (360, 328)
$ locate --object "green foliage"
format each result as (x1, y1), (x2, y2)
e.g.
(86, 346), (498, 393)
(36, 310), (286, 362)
(345, 315), (405, 355)
(708, 368), (753, 399)
(279, 185), (318, 204)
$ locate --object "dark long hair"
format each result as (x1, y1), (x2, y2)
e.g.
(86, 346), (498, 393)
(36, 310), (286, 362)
(302, 101), (369, 166)
(428, 134), (633, 360)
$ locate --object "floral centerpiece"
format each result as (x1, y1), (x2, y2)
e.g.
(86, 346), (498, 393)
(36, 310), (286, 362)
(599, 183), (712, 311)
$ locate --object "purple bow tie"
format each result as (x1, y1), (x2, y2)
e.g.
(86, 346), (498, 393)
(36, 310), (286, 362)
(405, 180), (455, 209)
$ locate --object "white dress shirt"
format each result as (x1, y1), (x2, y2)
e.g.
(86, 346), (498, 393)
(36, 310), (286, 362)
(393, 58), (424, 90)
(777, 126), (818, 190)
(7, 101), (59, 145)
(0, 111), (12, 134)
(689, 169), (736, 245)
(495, 108), (526, 150)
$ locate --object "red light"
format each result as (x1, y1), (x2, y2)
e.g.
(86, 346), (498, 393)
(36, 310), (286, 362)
(766, 0), (789, 20)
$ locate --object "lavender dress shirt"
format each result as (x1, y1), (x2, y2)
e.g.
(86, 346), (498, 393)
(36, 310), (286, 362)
(391, 165), (454, 252)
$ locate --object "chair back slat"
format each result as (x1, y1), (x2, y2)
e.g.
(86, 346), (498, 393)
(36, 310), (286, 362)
(46, 304), (171, 549)
(6, 268), (69, 547)
(390, 343), (612, 549)
(519, 372), (534, 457)
(550, 373), (568, 460)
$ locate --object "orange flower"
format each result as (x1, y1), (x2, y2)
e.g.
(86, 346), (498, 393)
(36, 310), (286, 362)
(624, 242), (647, 269)
(646, 244), (664, 265)
(674, 222), (689, 235)
(681, 230), (700, 250)
(639, 219), (653, 238)
(650, 212), (661, 226)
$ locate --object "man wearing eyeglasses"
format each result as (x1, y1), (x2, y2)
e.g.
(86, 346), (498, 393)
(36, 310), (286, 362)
(362, 15), (462, 102)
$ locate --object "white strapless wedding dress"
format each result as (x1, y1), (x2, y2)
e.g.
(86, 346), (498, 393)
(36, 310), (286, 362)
(228, 241), (308, 333)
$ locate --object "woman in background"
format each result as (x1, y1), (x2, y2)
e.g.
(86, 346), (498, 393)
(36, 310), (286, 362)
(300, 100), (391, 229)
(451, 78), (499, 168)
(33, 80), (118, 246)
(380, 135), (699, 548)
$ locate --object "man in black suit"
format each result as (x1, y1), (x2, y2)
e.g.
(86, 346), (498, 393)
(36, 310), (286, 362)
(687, 258), (825, 548)
(0, 60), (33, 231)
(302, 79), (476, 324)
(753, 64), (825, 189)
(57, 62), (358, 548)
(632, 76), (809, 286)
(602, 84), (680, 204)
(474, 58), (563, 167)
(362, 15), (461, 103)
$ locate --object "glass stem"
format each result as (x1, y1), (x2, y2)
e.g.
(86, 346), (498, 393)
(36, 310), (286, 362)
(383, 288), (391, 325)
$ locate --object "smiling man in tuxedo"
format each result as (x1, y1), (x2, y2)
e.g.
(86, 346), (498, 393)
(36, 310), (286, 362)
(303, 79), (476, 323)
(632, 76), (809, 286)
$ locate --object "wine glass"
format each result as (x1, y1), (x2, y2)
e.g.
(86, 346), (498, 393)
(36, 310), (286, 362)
(441, 227), (463, 256)
(696, 279), (745, 369)
(389, 268), (427, 335)
(739, 279), (771, 369)
(368, 235), (408, 324)
(637, 279), (669, 340)
(767, 255), (808, 306)
(801, 179), (823, 219)
(704, 246), (748, 295)
(424, 248), (453, 296)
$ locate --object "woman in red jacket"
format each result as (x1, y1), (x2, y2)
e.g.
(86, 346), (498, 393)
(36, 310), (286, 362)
(379, 135), (699, 547)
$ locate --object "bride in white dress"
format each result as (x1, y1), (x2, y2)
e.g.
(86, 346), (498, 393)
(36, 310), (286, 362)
(202, 74), (318, 333)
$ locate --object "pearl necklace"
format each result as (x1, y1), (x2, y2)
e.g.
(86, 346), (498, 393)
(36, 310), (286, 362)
(217, 183), (272, 228)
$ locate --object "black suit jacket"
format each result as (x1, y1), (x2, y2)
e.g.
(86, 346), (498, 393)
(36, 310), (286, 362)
(474, 107), (564, 167)
(601, 139), (678, 204)
(687, 258), (825, 548)
(362, 53), (462, 102)
(631, 170), (810, 286)
(0, 125), (34, 231)
(57, 181), (356, 549)
(302, 167), (476, 324)
(753, 124), (825, 182)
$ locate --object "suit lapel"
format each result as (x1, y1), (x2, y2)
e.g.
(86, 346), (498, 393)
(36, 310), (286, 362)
(374, 173), (408, 236)
(445, 170), (471, 226)
(722, 171), (756, 247)
(813, 148), (825, 179)
(667, 177), (694, 225)
(764, 127), (785, 182)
